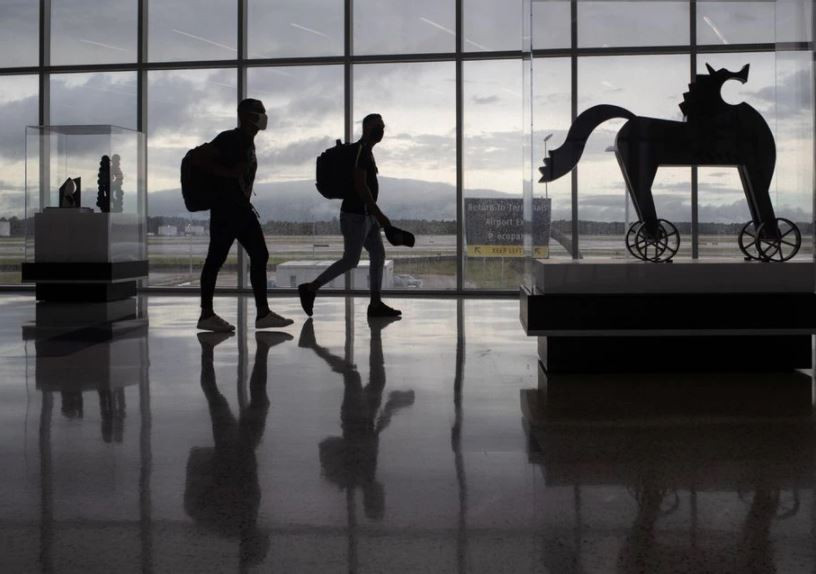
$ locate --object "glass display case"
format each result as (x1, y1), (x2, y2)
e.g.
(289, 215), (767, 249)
(22, 125), (147, 301)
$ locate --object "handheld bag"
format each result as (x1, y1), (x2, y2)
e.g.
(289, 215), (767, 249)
(315, 140), (358, 200)
(180, 144), (216, 212)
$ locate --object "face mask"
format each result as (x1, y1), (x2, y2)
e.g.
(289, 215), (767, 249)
(252, 113), (268, 131)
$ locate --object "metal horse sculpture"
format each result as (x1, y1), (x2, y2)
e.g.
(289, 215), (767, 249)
(540, 64), (800, 262)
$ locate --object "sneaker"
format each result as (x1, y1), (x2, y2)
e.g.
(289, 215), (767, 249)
(197, 313), (236, 332)
(367, 301), (402, 318)
(256, 310), (294, 329)
(298, 283), (316, 316)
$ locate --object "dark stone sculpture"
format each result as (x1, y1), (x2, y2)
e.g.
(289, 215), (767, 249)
(540, 64), (800, 262)
(96, 155), (110, 213)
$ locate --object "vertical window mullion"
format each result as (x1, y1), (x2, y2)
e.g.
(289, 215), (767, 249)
(456, 0), (464, 292)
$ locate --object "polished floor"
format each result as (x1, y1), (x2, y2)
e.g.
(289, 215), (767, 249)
(1, 294), (815, 573)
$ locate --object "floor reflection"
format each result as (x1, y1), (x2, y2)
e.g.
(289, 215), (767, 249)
(300, 313), (417, 572)
(185, 331), (292, 568)
(523, 371), (816, 574)
(6, 295), (816, 572)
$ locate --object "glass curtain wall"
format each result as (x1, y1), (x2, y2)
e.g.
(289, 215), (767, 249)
(530, 0), (814, 266)
(0, 1), (812, 290)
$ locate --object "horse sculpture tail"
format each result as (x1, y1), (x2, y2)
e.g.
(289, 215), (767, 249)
(539, 104), (636, 182)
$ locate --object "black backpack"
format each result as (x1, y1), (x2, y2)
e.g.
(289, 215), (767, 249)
(180, 144), (217, 212)
(315, 140), (359, 200)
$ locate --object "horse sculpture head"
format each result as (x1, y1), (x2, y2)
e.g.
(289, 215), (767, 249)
(679, 63), (750, 118)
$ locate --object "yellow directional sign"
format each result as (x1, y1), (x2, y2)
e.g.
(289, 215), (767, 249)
(466, 246), (549, 257)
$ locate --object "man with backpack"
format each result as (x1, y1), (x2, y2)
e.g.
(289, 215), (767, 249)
(298, 113), (402, 319)
(189, 98), (294, 332)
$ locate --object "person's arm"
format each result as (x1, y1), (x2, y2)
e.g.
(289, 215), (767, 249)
(352, 146), (390, 227)
(190, 142), (248, 179)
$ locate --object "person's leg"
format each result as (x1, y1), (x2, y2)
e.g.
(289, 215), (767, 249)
(313, 213), (367, 288)
(363, 217), (385, 306)
(235, 209), (271, 319)
(298, 213), (367, 316)
(363, 217), (400, 317)
(200, 213), (237, 317)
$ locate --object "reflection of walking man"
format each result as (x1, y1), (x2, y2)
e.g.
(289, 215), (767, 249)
(298, 114), (402, 319)
(191, 98), (293, 332)
(184, 331), (291, 567)
(299, 316), (414, 521)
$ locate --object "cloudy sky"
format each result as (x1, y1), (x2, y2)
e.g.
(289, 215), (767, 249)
(0, 0), (812, 228)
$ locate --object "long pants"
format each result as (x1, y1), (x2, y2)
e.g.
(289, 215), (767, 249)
(313, 212), (384, 297)
(200, 206), (269, 313)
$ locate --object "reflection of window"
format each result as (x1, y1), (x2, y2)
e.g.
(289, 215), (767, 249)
(354, 0), (455, 54)
(0, 1), (39, 67)
(249, 0), (343, 58)
(51, 0), (137, 65)
(464, 0), (522, 52)
(697, 1), (812, 45)
(149, 1), (237, 62)
(578, 1), (689, 47)
(533, 0), (571, 50)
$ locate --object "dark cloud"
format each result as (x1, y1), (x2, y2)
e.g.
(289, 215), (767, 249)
(473, 95), (501, 105)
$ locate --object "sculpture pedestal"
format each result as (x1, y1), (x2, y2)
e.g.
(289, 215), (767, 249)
(521, 259), (816, 373)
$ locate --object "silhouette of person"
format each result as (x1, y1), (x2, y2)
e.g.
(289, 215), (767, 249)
(184, 330), (292, 568)
(298, 114), (402, 319)
(60, 391), (83, 419)
(98, 388), (126, 443)
(299, 315), (414, 521)
(191, 98), (294, 333)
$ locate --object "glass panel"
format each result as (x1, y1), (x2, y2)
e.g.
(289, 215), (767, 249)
(698, 1), (811, 45)
(249, 0), (343, 58)
(578, 1), (689, 48)
(464, 0), (523, 52)
(51, 0), (137, 65)
(0, 0), (39, 67)
(149, 1), (237, 62)
(463, 59), (525, 288)
(354, 0), (455, 55)
(774, 50), (813, 259)
(50, 72), (137, 129)
(577, 55), (691, 259)
(246, 65), (344, 289)
(355, 62), (457, 290)
(697, 51), (811, 260)
(147, 68), (238, 287)
(533, 57), (572, 259)
(0, 75), (37, 284)
(533, 0), (571, 50)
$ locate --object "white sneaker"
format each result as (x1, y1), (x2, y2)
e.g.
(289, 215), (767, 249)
(197, 314), (235, 332)
(256, 311), (294, 329)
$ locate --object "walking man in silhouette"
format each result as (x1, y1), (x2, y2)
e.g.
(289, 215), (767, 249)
(298, 114), (401, 318)
(192, 98), (293, 332)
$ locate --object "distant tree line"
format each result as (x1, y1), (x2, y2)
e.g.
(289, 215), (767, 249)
(0, 216), (811, 238)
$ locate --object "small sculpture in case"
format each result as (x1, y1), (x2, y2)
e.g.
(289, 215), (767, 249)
(59, 177), (81, 208)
